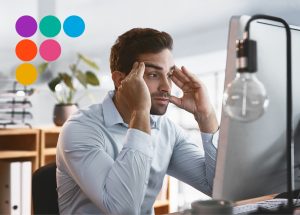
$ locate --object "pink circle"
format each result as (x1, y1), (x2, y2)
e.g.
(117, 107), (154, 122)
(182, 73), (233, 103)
(39, 39), (61, 62)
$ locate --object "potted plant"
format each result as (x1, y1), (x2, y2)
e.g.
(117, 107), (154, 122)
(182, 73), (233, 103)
(39, 53), (100, 126)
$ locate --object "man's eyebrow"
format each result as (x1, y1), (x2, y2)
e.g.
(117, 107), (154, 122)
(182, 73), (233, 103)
(144, 63), (175, 72)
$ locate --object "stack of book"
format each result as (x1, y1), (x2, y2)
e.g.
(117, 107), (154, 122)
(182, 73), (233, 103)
(0, 161), (32, 215)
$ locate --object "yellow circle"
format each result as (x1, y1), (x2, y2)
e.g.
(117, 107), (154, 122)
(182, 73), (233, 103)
(16, 63), (38, 86)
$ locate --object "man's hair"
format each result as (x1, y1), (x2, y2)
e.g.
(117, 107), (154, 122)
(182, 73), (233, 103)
(110, 28), (173, 74)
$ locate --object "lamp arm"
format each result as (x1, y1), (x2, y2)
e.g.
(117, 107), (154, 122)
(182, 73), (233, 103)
(244, 14), (293, 209)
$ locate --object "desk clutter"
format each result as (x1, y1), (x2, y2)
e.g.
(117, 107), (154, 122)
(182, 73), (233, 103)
(0, 79), (34, 128)
(177, 197), (300, 215)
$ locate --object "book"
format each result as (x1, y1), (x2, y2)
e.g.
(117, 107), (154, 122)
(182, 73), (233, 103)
(21, 161), (32, 215)
(0, 161), (21, 215)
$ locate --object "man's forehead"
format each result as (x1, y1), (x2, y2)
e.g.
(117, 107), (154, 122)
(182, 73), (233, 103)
(137, 49), (174, 61)
(144, 62), (175, 71)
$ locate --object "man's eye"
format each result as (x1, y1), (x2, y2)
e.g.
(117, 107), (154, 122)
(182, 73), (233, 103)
(148, 73), (158, 78)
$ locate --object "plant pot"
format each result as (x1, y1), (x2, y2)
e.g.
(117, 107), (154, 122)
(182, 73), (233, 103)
(53, 104), (78, 126)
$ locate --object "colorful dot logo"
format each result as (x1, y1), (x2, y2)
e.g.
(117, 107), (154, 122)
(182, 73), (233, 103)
(15, 15), (85, 86)
(39, 39), (61, 62)
(39, 15), (61, 38)
(15, 39), (38, 61)
(63, 15), (85, 38)
(16, 15), (38, 37)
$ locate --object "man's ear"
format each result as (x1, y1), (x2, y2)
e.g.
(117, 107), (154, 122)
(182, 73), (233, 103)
(111, 71), (126, 88)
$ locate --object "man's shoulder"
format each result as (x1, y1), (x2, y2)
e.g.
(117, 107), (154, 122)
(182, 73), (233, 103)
(58, 103), (107, 145)
(71, 103), (104, 122)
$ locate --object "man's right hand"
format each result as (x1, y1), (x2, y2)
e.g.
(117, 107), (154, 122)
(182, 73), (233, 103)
(115, 62), (151, 134)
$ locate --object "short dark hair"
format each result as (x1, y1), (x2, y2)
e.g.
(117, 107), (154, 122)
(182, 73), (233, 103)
(110, 28), (173, 74)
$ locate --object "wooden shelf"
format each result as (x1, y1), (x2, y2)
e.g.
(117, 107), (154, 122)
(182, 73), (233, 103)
(0, 150), (37, 158)
(154, 199), (170, 207)
(0, 128), (39, 135)
(44, 148), (57, 155)
(154, 199), (170, 214)
(0, 128), (39, 171)
(155, 176), (170, 214)
(39, 127), (61, 166)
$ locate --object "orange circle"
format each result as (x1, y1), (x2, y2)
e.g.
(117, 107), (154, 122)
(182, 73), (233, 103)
(15, 39), (37, 61)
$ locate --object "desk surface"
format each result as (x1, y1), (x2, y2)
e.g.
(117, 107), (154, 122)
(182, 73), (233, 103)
(167, 194), (300, 215)
(235, 194), (276, 206)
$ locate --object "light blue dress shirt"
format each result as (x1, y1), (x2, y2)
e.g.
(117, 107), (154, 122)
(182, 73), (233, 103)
(56, 91), (218, 215)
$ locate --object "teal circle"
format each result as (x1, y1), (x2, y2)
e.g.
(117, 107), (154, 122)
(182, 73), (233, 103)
(39, 15), (61, 37)
(63, 15), (85, 38)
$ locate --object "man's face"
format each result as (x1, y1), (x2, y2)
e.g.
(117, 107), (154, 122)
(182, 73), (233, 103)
(137, 49), (175, 115)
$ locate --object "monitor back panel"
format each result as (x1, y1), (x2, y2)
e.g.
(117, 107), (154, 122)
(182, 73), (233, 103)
(213, 15), (300, 201)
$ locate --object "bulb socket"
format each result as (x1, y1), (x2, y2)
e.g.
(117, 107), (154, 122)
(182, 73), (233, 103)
(236, 39), (257, 73)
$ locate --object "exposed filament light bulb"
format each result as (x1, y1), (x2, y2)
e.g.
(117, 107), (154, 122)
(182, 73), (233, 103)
(223, 39), (269, 122)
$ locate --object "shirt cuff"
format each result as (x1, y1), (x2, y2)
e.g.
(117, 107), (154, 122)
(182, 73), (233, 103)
(201, 129), (219, 148)
(123, 128), (153, 157)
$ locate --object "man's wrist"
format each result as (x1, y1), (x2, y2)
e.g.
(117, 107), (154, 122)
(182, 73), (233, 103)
(194, 111), (219, 133)
(129, 110), (151, 134)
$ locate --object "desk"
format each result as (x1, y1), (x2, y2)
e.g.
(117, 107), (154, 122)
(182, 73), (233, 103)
(167, 194), (300, 215)
(235, 194), (276, 206)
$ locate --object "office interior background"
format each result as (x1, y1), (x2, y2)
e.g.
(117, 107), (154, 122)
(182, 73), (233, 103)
(1, 0), (300, 212)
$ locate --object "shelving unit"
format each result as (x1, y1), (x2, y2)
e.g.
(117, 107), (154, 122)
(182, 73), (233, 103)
(39, 127), (61, 166)
(154, 196), (170, 214)
(0, 128), (39, 171)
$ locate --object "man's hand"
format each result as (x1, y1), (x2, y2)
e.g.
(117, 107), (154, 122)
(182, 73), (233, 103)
(169, 66), (218, 133)
(115, 62), (151, 134)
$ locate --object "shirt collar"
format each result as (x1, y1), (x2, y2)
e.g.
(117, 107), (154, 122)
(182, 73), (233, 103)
(102, 90), (161, 129)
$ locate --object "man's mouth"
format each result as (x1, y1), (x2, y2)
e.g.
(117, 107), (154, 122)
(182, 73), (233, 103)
(153, 97), (169, 105)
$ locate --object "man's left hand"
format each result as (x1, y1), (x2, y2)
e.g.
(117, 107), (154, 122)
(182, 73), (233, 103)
(169, 66), (218, 133)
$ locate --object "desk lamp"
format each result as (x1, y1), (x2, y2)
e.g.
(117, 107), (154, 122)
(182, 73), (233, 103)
(223, 14), (294, 212)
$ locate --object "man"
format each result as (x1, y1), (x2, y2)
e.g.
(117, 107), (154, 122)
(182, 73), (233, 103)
(56, 28), (219, 215)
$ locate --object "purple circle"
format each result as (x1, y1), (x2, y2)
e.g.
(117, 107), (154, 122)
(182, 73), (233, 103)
(16, 15), (37, 37)
(39, 39), (61, 62)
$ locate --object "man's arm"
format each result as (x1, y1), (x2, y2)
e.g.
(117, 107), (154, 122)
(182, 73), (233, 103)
(169, 66), (219, 133)
(166, 123), (217, 196)
(113, 62), (151, 134)
(167, 65), (219, 194)
(57, 122), (153, 214)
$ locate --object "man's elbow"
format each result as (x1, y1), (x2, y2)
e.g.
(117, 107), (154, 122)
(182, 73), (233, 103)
(102, 196), (140, 215)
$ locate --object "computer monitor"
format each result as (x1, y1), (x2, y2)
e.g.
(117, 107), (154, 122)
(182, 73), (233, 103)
(213, 15), (300, 201)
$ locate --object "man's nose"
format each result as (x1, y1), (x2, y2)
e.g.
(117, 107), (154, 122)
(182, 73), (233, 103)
(159, 76), (171, 92)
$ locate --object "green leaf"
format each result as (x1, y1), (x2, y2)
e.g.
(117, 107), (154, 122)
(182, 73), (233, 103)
(38, 62), (49, 74)
(48, 76), (61, 92)
(78, 53), (100, 70)
(86, 71), (100, 86)
(69, 64), (76, 73)
(74, 69), (87, 88)
(59, 73), (74, 90)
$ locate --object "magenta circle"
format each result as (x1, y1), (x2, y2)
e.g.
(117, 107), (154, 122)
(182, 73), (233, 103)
(39, 39), (61, 62)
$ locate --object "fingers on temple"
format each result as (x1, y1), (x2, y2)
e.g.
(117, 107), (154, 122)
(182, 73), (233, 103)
(136, 62), (145, 77)
(181, 66), (199, 82)
(173, 66), (190, 83)
(127, 62), (144, 79)
(171, 74), (184, 88)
